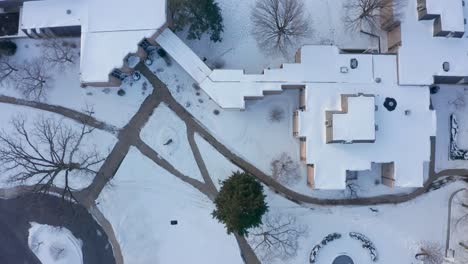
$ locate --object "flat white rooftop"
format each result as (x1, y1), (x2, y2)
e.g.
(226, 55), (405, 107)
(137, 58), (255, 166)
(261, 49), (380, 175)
(398, 0), (468, 85)
(423, 0), (465, 33)
(332, 95), (375, 143)
(21, 0), (167, 84)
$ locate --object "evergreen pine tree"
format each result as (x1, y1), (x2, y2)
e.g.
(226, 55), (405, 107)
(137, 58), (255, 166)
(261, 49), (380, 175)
(212, 171), (268, 235)
(169, 0), (224, 42)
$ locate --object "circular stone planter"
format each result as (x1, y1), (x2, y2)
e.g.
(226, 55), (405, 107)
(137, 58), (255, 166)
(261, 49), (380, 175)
(333, 255), (354, 264)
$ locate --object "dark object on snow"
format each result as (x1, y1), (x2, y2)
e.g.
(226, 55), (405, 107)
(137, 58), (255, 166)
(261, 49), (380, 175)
(170, 220), (178, 225)
(117, 89), (126, 96)
(309, 233), (342, 263)
(430, 85), (440, 94)
(383, 97), (397, 111)
(0, 40), (17, 56)
(213, 109), (220, 115)
(350, 58), (358, 69)
(132, 71), (141, 81)
(442, 61), (450, 72)
(349, 232), (378, 262)
(163, 139), (173, 146)
(369, 207), (379, 213)
(157, 48), (167, 58)
(333, 255), (354, 264)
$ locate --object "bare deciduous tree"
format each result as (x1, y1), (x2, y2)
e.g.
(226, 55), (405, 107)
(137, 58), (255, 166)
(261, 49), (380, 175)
(251, 0), (311, 55)
(42, 39), (78, 70)
(344, 0), (405, 32)
(415, 242), (444, 264)
(249, 213), (307, 262)
(271, 152), (300, 185)
(0, 115), (104, 201)
(269, 106), (285, 122)
(13, 58), (53, 101)
(0, 56), (18, 83)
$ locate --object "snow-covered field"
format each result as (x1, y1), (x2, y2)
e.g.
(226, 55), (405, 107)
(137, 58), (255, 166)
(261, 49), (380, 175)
(28, 222), (83, 264)
(141, 103), (203, 181)
(96, 148), (243, 264)
(195, 138), (468, 264)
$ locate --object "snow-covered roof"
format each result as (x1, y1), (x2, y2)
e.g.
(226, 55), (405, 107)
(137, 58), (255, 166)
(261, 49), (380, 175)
(398, 0), (468, 85)
(331, 95), (375, 143)
(156, 29), (212, 84)
(21, 0), (167, 84)
(297, 53), (435, 189)
(197, 45), (382, 109)
(21, 0), (82, 29)
(422, 0), (465, 33)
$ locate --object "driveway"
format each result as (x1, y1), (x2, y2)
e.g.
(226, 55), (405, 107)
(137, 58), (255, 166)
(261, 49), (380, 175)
(0, 193), (115, 264)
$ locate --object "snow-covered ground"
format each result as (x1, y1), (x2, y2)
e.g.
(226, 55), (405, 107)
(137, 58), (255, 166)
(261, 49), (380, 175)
(96, 148), (243, 264)
(141, 103), (203, 181)
(266, 180), (468, 264)
(195, 134), (241, 190)
(178, 0), (378, 73)
(432, 86), (468, 172)
(195, 140), (468, 264)
(0, 103), (116, 190)
(28, 222), (83, 264)
(0, 38), (151, 128)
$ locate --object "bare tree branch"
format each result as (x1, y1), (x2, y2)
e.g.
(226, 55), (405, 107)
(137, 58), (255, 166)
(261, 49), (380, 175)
(13, 58), (53, 101)
(251, 0), (312, 56)
(249, 213), (307, 262)
(42, 39), (78, 70)
(271, 152), (300, 186)
(344, 0), (405, 33)
(0, 56), (18, 83)
(0, 114), (104, 201)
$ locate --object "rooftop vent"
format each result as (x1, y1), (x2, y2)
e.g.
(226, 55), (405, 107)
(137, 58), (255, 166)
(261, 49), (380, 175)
(443, 62), (450, 72)
(383, 97), (397, 111)
(350, 58), (358, 69)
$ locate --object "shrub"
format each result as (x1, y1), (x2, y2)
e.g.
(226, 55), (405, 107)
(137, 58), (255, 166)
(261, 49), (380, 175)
(157, 48), (167, 58)
(117, 89), (126, 96)
(0, 40), (17, 56)
(213, 171), (268, 235)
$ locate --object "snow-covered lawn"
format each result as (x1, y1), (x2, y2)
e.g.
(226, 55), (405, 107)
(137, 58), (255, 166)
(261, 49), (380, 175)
(432, 86), (468, 172)
(1, 38), (151, 128)
(195, 130), (468, 264)
(179, 0), (378, 73)
(28, 222), (83, 264)
(195, 134), (241, 190)
(141, 103), (203, 181)
(0, 103), (116, 190)
(96, 148), (243, 264)
(266, 180), (467, 264)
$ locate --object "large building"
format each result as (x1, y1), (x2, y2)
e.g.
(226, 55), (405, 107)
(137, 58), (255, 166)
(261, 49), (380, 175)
(1, 0), (167, 86)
